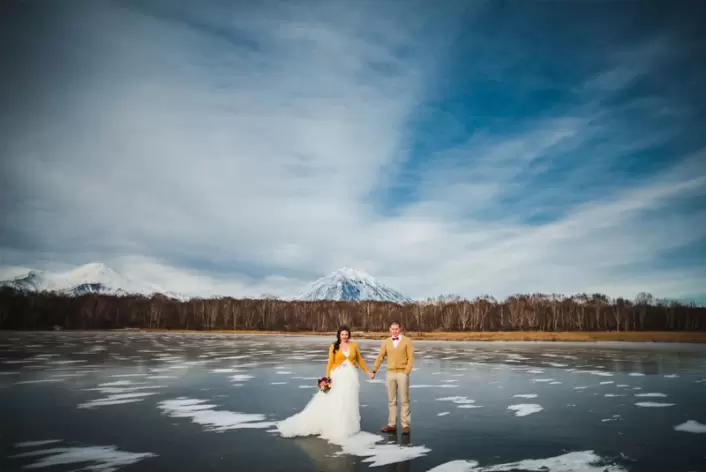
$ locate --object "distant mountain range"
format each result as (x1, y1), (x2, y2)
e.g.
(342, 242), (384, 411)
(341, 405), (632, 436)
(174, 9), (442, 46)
(0, 263), (186, 300)
(0, 263), (413, 303)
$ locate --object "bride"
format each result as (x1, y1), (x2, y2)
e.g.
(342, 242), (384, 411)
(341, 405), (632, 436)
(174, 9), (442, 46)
(276, 325), (374, 442)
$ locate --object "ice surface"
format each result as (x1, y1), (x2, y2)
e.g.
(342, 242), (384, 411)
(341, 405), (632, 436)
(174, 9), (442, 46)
(410, 384), (459, 389)
(426, 450), (627, 471)
(507, 404), (543, 417)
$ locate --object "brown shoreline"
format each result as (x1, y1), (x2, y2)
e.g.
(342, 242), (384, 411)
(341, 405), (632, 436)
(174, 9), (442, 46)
(130, 329), (706, 343)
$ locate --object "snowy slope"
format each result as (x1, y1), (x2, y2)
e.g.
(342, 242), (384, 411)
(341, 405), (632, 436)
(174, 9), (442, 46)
(297, 267), (411, 303)
(0, 262), (185, 299)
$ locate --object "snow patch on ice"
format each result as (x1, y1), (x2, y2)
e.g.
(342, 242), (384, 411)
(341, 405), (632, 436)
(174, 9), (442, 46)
(230, 374), (254, 382)
(674, 420), (706, 433)
(507, 404), (543, 417)
(158, 397), (274, 431)
(329, 431), (431, 467)
(78, 392), (158, 409)
(426, 450), (627, 472)
(14, 440), (62, 447)
(8, 443), (156, 471)
(436, 396), (476, 405)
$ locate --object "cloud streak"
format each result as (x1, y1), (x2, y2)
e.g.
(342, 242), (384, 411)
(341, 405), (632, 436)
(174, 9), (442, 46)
(1, 0), (705, 302)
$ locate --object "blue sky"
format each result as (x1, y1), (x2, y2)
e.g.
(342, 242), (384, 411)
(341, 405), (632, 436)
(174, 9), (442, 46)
(1, 0), (705, 302)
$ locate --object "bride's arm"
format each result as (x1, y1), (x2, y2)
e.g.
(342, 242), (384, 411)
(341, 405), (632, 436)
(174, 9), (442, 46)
(325, 344), (335, 378)
(354, 344), (370, 373)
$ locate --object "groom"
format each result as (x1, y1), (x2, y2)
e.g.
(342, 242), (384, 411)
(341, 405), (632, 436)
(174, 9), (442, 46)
(371, 320), (414, 435)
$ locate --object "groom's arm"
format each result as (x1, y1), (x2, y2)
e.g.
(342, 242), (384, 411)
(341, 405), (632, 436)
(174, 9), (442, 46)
(404, 340), (414, 375)
(372, 341), (387, 373)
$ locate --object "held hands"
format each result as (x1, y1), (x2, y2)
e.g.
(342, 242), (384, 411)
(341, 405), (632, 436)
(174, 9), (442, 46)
(368, 372), (375, 380)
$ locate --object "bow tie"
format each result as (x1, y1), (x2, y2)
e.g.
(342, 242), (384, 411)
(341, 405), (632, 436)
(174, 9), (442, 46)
(392, 337), (399, 341)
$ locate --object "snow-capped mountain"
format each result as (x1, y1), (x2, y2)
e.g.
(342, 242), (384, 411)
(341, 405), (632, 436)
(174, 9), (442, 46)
(0, 262), (185, 300)
(297, 267), (411, 303)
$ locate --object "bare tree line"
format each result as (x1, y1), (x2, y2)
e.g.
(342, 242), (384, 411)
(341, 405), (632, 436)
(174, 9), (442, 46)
(0, 288), (704, 332)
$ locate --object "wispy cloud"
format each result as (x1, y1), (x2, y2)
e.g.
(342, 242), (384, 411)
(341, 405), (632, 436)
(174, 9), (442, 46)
(1, 0), (704, 302)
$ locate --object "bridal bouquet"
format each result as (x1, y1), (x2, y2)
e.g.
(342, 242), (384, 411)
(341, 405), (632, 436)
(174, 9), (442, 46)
(318, 377), (331, 393)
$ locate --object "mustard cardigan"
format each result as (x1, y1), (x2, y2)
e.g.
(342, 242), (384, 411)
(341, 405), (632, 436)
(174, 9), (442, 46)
(325, 341), (370, 377)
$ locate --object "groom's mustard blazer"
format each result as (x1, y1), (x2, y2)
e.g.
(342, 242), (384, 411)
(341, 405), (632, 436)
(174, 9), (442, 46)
(326, 342), (370, 378)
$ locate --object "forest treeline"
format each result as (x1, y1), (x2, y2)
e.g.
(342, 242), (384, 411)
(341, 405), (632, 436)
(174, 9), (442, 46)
(0, 287), (704, 332)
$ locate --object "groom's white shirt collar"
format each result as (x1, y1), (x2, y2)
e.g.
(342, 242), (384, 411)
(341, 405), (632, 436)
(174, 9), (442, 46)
(391, 334), (402, 347)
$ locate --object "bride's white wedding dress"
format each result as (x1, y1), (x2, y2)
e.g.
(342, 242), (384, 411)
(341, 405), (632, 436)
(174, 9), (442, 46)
(277, 349), (361, 442)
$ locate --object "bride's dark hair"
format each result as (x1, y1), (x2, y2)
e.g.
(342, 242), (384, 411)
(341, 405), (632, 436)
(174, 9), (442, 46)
(333, 325), (351, 355)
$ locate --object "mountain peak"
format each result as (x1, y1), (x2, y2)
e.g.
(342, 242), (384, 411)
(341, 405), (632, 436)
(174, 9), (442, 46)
(329, 267), (376, 283)
(297, 268), (411, 303)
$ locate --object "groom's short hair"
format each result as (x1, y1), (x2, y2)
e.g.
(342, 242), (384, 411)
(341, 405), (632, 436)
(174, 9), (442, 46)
(389, 320), (401, 327)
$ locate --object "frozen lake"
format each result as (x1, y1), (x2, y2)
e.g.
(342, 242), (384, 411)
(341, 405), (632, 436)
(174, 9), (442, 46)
(1, 331), (705, 471)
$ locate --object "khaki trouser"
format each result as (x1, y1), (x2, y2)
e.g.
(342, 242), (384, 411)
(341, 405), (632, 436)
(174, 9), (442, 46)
(386, 371), (411, 427)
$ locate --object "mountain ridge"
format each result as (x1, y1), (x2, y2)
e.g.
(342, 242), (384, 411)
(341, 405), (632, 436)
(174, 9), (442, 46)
(0, 262), (185, 300)
(1, 264), (412, 303)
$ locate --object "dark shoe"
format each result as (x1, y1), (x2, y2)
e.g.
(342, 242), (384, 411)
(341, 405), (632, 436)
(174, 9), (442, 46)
(381, 425), (396, 433)
(402, 426), (410, 435)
